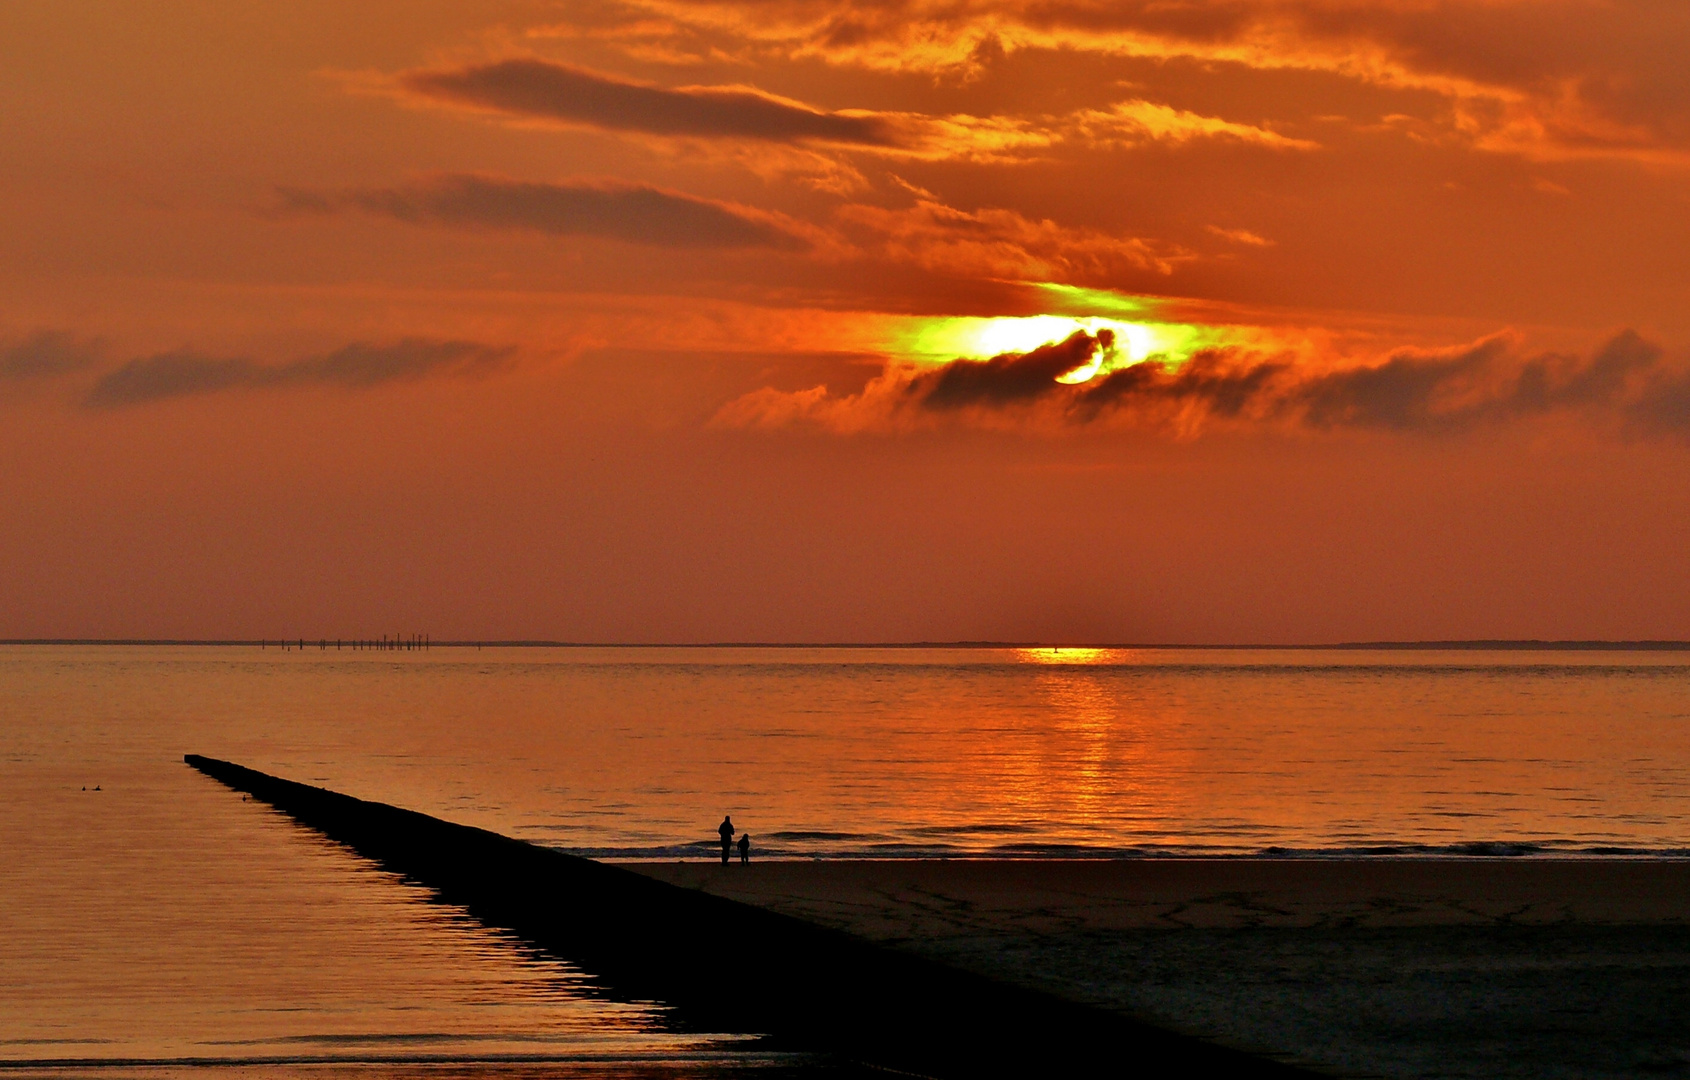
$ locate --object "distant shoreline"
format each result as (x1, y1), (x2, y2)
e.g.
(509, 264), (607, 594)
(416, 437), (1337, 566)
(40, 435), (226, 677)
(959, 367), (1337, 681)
(4, 638), (1690, 650)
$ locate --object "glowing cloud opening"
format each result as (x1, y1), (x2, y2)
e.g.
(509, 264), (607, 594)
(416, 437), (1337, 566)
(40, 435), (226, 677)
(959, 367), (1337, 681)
(891, 313), (1211, 382)
(870, 284), (1224, 384)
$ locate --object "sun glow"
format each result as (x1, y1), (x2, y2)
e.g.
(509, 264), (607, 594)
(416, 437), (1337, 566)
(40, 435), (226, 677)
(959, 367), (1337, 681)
(884, 287), (1218, 384)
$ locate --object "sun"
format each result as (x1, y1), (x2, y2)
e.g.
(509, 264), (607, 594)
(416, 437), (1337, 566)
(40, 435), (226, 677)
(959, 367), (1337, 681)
(875, 284), (1219, 383)
(894, 313), (1208, 383)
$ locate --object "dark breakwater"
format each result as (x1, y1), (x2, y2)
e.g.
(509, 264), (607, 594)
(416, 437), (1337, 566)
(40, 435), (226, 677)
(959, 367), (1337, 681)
(184, 754), (1319, 1080)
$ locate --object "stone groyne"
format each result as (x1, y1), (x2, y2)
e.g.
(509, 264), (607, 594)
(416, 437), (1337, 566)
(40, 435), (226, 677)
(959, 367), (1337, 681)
(185, 754), (1318, 1080)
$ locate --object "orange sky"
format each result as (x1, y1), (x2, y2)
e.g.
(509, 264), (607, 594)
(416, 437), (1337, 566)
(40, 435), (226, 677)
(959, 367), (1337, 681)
(3, 0), (1688, 642)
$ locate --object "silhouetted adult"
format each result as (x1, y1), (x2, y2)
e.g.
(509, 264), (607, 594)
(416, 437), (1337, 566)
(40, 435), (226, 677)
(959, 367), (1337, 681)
(718, 815), (734, 864)
(738, 834), (750, 864)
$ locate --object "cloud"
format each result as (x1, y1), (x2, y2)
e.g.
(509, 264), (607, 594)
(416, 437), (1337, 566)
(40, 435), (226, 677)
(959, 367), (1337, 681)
(878, 101), (1315, 161)
(382, 57), (1313, 164)
(586, 0), (1690, 165)
(85, 339), (513, 408)
(280, 176), (1186, 280)
(1, 331), (101, 380)
(1288, 329), (1664, 431)
(397, 57), (895, 145)
(1631, 371), (1690, 435)
(1068, 101), (1316, 151)
(1075, 349), (1293, 426)
(837, 194), (1185, 279)
(1207, 225), (1274, 247)
(712, 329), (1690, 438)
(277, 173), (811, 250)
(1291, 336), (1512, 430)
(916, 330), (1113, 408)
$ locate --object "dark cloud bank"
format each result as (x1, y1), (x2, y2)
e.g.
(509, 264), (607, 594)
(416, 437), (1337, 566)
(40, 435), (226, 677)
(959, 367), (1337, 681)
(1, 331), (101, 380)
(85, 339), (512, 408)
(278, 173), (805, 250)
(892, 329), (1690, 435)
(400, 58), (895, 146)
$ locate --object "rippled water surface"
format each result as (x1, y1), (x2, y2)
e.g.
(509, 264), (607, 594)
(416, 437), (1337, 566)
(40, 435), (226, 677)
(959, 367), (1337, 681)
(3, 644), (1689, 1069)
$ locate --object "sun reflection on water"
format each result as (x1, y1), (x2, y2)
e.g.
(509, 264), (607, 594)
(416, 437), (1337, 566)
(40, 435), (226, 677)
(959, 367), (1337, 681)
(1015, 646), (1135, 665)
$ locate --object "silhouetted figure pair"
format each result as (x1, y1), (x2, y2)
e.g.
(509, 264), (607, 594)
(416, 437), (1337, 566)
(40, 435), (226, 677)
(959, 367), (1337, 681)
(718, 816), (751, 864)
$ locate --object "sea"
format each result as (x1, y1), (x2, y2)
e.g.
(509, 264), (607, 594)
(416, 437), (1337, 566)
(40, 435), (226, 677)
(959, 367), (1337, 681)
(4, 644), (1688, 1077)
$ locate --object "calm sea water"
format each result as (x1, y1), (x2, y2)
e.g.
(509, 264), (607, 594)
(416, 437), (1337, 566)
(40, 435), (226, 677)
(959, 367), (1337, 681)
(4, 645), (1689, 1071)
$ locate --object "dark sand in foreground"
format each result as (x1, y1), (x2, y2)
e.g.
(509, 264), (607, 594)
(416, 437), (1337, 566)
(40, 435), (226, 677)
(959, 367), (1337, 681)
(626, 860), (1690, 1079)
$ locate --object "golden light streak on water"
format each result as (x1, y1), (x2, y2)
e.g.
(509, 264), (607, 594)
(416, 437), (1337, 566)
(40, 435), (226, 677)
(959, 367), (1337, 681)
(1015, 647), (1132, 665)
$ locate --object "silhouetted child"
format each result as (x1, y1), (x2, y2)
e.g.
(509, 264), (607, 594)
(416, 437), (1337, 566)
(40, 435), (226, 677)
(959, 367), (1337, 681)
(718, 815), (735, 864)
(738, 834), (750, 864)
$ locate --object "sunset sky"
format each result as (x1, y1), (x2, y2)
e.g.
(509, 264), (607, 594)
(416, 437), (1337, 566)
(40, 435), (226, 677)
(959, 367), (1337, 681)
(3, 0), (1688, 642)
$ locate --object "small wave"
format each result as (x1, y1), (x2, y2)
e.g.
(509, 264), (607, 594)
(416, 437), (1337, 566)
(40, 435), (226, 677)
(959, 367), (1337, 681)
(908, 824), (1041, 837)
(561, 839), (1690, 861)
(557, 844), (729, 860)
(987, 841), (1116, 855)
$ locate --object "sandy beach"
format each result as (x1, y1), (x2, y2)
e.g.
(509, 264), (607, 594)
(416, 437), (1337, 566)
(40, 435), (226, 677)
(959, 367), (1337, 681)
(628, 860), (1690, 1079)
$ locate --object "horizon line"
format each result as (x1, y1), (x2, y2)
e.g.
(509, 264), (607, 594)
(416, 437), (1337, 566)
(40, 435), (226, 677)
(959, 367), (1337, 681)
(3, 638), (1690, 651)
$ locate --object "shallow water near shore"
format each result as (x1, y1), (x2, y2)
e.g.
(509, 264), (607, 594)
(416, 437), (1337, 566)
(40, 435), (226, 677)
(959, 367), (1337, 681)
(3, 644), (1689, 1072)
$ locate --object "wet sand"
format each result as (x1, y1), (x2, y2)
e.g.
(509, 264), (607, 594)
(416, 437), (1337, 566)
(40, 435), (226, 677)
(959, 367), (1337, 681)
(627, 860), (1690, 1079)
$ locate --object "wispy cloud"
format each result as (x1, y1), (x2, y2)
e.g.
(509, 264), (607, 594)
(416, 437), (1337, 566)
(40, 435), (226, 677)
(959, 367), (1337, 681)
(574, 0), (1690, 166)
(277, 172), (1187, 280)
(397, 57), (897, 146)
(380, 57), (1314, 163)
(836, 192), (1185, 279)
(713, 329), (1690, 438)
(1068, 101), (1315, 151)
(275, 173), (812, 250)
(85, 339), (513, 408)
(1207, 225), (1274, 247)
(1, 331), (101, 380)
